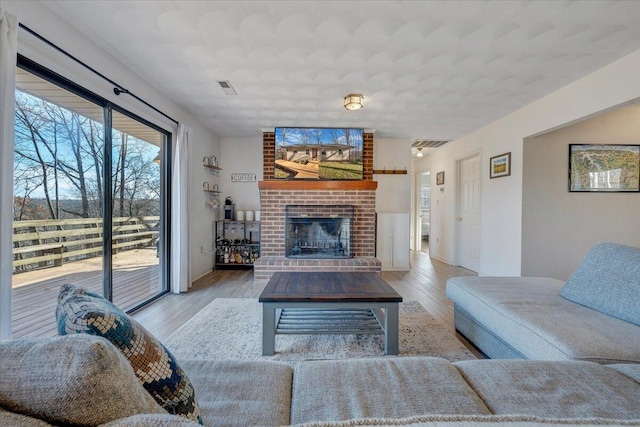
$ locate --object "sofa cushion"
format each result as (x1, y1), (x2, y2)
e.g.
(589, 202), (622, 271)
(560, 242), (640, 326)
(446, 276), (640, 363)
(455, 359), (640, 419)
(607, 364), (640, 383)
(180, 359), (293, 427)
(292, 414), (640, 427)
(290, 357), (490, 424)
(0, 335), (165, 426)
(56, 284), (202, 424)
(99, 414), (203, 427)
(0, 408), (54, 427)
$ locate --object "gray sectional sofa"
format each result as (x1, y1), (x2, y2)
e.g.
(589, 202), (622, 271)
(1, 242), (639, 426)
(446, 242), (640, 363)
(1, 334), (640, 427)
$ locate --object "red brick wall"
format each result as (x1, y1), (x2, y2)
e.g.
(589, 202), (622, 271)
(363, 132), (373, 181)
(259, 188), (376, 257)
(263, 132), (275, 180)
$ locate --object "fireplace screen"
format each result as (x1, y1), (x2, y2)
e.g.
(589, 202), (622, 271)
(285, 205), (354, 259)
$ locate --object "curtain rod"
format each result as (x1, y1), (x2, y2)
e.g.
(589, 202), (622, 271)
(18, 23), (179, 126)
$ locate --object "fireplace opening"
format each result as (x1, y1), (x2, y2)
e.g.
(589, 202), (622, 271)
(285, 205), (354, 259)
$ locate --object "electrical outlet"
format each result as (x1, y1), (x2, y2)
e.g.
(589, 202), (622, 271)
(200, 245), (204, 253)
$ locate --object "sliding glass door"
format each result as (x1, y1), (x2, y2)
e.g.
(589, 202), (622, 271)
(13, 67), (106, 337)
(12, 60), (169, 338)
(110, 110), (165, 311)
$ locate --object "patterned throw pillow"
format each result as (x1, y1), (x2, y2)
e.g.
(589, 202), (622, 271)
(56, 284), (203, 425)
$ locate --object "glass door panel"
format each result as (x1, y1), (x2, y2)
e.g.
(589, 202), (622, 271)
(110, 110), (166, 311)
(12, 68), (105, 337)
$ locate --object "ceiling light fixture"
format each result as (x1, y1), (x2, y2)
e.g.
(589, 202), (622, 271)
(416, 148), (424, 158)
(344, 94), (364, 110)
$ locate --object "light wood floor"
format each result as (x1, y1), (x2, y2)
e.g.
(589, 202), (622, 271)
(133, 250), (480, 355)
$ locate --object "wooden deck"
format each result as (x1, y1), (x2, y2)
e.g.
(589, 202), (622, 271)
(12, 248), (162, 338)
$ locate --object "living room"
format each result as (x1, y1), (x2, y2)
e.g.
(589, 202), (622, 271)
(1, 1), (640, 426)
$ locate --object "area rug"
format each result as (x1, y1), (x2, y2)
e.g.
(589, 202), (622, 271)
(164, 298), (476, 363)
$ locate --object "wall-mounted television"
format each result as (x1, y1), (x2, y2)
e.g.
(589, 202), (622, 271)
(274, 127), (364, 180)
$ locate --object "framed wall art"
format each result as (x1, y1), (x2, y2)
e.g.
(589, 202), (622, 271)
(569, 144), (640, 192)
(436, 171), (445, 185)
(489, 152), (511, 179)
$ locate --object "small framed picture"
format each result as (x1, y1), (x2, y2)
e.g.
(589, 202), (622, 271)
(436, 171), (445, 185)
(490, 152), (511, 179)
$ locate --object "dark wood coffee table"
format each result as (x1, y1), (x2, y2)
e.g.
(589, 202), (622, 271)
(259, 271), (403, 355)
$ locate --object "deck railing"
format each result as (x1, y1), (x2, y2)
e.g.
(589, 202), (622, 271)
(12, 216), (160, 272)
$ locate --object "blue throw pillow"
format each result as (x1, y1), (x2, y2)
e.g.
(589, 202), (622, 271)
(56, 284), (203, 424)
(560, 242), (640, 326)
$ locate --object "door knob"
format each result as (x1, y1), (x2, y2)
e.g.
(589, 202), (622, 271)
(456, 217), (463, 221)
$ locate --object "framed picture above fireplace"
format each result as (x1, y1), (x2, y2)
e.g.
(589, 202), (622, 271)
(274, 127), (364, 180)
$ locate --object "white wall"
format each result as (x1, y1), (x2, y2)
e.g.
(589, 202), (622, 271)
(522, 105), (640, 279)
(4, 0), (220, 282)
(374, 138), (412, 213)
(191, 132), (221, 280)
(219, 136), (264, 215)
(414, 48), (640, 276)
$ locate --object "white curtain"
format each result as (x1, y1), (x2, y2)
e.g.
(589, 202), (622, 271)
(0, 8), (18, 341)
(171, 123), (192, 293)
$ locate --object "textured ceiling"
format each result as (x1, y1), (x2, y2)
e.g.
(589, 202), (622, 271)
(41, 1), (640, 142)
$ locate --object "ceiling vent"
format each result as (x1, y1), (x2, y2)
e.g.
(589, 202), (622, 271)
(217, 80), (237, 95)
(411, 139), (450, 149)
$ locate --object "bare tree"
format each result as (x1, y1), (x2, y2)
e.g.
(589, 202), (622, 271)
(343, 128), (352, 161)
(14, 95), (57, 218)
(81, 120), (104, 215)
(14, 90), (160, 223)
(112, 131), (128, 217)
(311, 128), (323, 145)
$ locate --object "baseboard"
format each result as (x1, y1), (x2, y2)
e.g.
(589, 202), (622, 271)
(191, 268), (213, 283)
(428, 254), (454, 265)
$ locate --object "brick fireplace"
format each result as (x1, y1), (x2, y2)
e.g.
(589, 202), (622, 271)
(254, 131), (381, 282)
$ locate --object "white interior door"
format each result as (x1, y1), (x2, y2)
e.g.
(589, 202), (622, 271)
(458, 154), (481, 272)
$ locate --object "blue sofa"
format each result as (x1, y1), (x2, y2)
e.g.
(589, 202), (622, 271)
(446, 242), (640, 363)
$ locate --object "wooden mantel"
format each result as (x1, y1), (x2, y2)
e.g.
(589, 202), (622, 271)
(258, 180), (377, 190)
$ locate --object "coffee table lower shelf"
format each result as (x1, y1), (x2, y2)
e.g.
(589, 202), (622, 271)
(276, 308), (385, 335)
(262, 302), (399, 356)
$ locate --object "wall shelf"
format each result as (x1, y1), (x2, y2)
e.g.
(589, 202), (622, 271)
(203, 156), (222, 178)
(373, 169), (407, 175)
